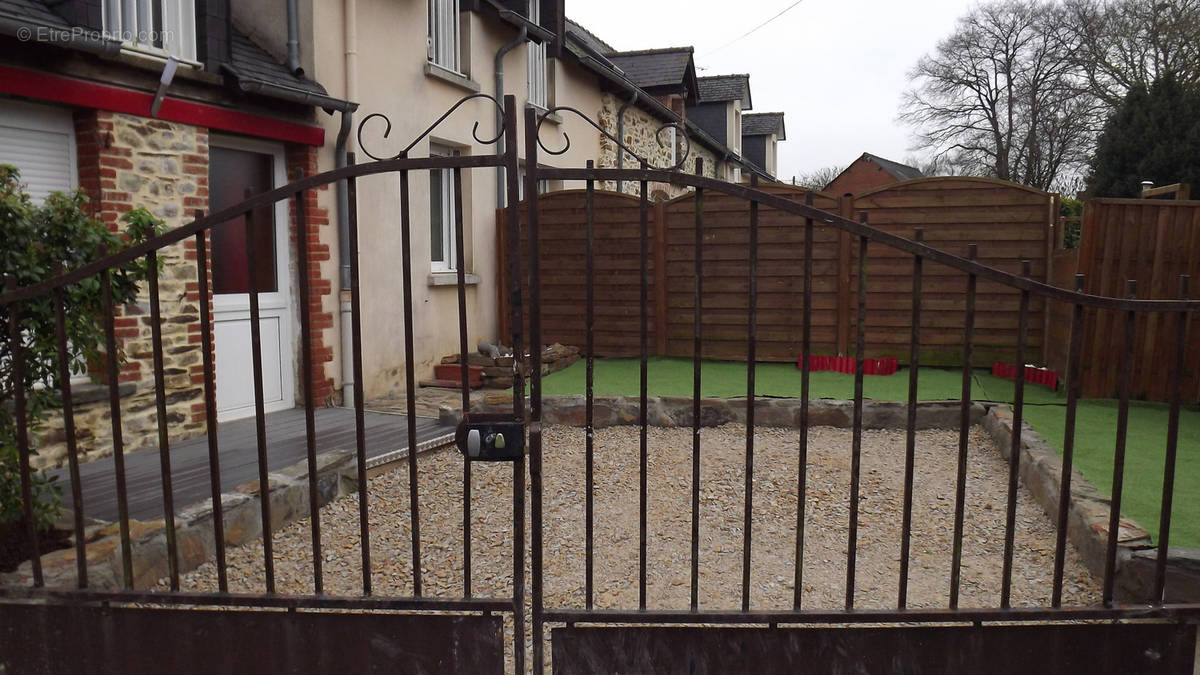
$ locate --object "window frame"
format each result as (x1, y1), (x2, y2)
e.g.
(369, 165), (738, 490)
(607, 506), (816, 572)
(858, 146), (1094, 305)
(102, 0), (198, 63)
(429, 143), (459, 272)
(526, 0), (548, 109)
(427, 0), (462, 74)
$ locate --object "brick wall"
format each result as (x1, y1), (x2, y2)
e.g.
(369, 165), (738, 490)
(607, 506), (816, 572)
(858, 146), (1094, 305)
(824, 158), (903, 197)
(285, 144), (336, 405)
(32, 110), (210, 468)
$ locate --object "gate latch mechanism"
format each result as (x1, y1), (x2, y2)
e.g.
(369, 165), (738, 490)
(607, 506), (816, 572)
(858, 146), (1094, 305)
(455, 415), (525, 461)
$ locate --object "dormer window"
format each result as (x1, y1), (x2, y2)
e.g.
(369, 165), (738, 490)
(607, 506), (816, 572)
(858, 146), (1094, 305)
(103, 0), (197, 62)
(428, 0), (462, 73)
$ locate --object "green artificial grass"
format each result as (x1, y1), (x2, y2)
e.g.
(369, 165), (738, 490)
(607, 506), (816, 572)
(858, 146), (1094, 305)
(539, 357), (1200, 548)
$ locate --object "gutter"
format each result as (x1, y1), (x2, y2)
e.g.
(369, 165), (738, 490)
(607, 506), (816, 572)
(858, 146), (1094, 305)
(286, 0), (302, 75)
(221, 64), (356, 113)
(337, 0), (358, 406)
(495, 25), (529, 207)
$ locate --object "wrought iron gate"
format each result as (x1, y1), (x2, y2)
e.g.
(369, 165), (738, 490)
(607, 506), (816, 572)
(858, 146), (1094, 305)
(1, 94), (1198, 673)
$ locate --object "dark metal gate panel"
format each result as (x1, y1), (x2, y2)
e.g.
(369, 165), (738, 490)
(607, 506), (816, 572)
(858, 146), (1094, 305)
(0, 602), (504, 674)
(551, 623), (1197, 675)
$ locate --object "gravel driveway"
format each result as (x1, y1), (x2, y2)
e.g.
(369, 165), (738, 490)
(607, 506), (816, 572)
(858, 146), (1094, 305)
(171, 423), (1100, 666)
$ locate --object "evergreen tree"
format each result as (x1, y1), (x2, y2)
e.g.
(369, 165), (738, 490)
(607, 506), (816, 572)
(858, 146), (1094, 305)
(1086, 74), (1200, 197)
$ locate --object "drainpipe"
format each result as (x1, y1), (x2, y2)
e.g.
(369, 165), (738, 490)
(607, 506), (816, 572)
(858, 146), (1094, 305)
(495, 26), (528, 207)
(615, 90), (639, 193)
(338, 0), (359, 406)
(286, 0), (302, 75)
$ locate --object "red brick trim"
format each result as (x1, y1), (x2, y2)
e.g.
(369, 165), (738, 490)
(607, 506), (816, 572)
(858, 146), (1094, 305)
(286, 144), (336, 404)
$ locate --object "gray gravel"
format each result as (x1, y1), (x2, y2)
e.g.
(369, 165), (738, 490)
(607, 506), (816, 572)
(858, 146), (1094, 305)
(169, 424), (1100, 667)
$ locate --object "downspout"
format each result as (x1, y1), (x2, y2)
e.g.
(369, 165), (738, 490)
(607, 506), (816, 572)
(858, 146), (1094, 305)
(495, 26), (528, 207)
(338, 0), (358, 406)
(286, 0), (302, 75)
(615, 90), (638, 193)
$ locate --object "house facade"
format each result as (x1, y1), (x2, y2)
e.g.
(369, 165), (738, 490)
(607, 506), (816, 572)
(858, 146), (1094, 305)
(5, 1), (789, 465)
(0, 0), (351, 466)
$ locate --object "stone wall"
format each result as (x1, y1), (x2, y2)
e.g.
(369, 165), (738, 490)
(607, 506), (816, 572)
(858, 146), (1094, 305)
(30, 112), (209, 469)
(597, 93), (718, 199)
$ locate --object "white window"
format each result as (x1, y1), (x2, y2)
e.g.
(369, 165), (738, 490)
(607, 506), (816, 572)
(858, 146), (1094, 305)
(668, 126), (677, 167)
(430, 144), (458, 271)
(103, 0), (197, 62)
(428, 0), (461, 73)
(526, 1), (548, 108)
(517, 166), (549, 200)
(0, 101), (90, 387)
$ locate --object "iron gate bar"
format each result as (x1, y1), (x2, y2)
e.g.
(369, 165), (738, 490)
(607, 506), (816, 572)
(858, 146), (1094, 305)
(147, 249), (181, 591)
(846, 227), (868, 611)
(1001, 259), (1033, 608)
(244, 202), (276, 594)
(100, 260), (133, 589)
(397, 163), (423, 597)
(584, 160), (595, 611)
(899, 228), (924, 609)
(5, 275), (41, 586)
(193, 225), (228, 593)
(533, 168), (1200, 312)
(0, 586), (512, 612)
(794, 191), (815, 612)
(51, 267), (87, 588)
(1052, 273), (1087, 608)
(950, 243), (978, 608)
(1156, 275), (1191, 602)
(638, 160), (650, 612)
(503, 95), (526, 675)
(295, 187), (324, 595)
(690, 157), (705, 613)
(542, 605), (1200, 624)
(525, 105), (546, 673)
(453, 165), (472, 599)
(344, 156), (372, 597)
(742, 173), (759, 613)
(1104, 279), (1139, 606)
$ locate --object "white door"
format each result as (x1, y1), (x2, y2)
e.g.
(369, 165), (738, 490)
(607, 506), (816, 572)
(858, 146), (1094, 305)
(208, 137), (294, 421)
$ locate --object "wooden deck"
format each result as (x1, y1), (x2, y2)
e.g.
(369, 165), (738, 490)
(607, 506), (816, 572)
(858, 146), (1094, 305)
(53, 408), (457, 522)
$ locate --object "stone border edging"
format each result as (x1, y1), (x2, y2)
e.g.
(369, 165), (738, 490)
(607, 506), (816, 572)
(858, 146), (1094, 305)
(980, 405), (1200, 603)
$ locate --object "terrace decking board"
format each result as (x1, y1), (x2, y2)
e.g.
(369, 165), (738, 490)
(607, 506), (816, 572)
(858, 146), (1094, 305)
(52, 408), (456, 522)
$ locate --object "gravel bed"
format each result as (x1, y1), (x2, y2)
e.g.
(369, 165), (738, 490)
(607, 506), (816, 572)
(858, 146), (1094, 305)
(169, 424), (1100, 668)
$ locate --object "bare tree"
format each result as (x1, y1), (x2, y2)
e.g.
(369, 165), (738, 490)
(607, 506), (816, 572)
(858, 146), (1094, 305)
(1065, 0), (1200, 107)
(793, 165), (845, 191)
(900, 0), (1095, 191)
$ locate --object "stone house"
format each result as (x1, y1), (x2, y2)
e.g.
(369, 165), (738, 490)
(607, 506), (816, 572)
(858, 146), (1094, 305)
(824, 152), (923, 197)
(0, 0), (352, 466)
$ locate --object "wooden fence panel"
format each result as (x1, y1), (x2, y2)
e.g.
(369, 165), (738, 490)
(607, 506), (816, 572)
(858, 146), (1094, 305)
(662, 185), (841, 361)
(1068, 199), (1200, 402)
(850, 178), (1053, 366)
(499, 178), (1058, 370)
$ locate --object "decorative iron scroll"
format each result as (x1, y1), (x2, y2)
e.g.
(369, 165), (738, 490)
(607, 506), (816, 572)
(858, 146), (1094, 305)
(533, 106), (692, 171)
(356, 93), (507, 161)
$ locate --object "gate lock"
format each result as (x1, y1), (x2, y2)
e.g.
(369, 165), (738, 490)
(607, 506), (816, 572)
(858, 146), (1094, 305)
(455, 414), (525, 461)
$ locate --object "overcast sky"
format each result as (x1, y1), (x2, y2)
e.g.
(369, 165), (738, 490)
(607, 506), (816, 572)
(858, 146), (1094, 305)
(568, 0), (976, 181)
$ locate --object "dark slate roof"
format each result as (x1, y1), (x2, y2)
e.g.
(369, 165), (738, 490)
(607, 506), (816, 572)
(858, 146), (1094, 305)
(697, 74), (751, 108)
(606, 47), (694, 90)
(742, 112), (785, 140)
(862, 153), (923, 181)
(565, 18), (615, 56)
(0, 0), (69, 27)
(226, 29), (332, 100)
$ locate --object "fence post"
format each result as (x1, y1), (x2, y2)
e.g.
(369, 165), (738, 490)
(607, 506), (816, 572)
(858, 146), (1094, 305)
(836, 194), (854, 356)
(654, 200), (668, 355)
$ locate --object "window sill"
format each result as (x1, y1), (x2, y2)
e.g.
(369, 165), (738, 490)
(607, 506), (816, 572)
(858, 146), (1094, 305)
(424, 62), (481, 93)
(527, 103), (561, 125)
(428, 272), (481, 287)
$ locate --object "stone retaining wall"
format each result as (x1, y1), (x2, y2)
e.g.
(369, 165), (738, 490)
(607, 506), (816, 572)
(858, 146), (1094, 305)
(981, 406), (1200, 603)
(3, 450), (362, 589)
